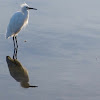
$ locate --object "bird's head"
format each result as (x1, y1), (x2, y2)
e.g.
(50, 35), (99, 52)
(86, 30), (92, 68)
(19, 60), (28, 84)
(21, 3), (37, 12)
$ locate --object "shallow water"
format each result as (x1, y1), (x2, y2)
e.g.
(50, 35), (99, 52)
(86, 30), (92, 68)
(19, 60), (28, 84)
(1, 0), (100, 100)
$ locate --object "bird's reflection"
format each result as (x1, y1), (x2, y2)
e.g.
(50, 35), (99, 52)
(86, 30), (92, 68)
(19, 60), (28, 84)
(6, 49), (38, 88)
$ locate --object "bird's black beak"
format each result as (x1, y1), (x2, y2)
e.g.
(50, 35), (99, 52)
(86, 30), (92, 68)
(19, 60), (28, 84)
(29, 7), (37, 10)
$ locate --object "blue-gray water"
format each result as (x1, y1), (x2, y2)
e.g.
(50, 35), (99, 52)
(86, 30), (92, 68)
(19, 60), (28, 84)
(0, 0), (100, 99)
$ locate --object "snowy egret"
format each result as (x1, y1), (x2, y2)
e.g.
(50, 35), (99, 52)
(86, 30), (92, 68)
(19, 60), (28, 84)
(6, 3), (37, 49)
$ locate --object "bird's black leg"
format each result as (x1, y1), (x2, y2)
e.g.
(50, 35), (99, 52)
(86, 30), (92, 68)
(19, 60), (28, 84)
(13, 36), (18, 59)
(13, 36), (15, 49)
(15, 48), (17, 59)
(15, 36), (18, 49)
(13, 48), (16, 59)
(13, 36), (16, 59)
(15, 36), (18, 59)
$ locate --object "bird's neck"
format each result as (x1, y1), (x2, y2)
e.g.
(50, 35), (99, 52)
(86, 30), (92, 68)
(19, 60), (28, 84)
(23, 10), (29, 15)
(23, 10), (29, 19)
(22, 10), (29, 25)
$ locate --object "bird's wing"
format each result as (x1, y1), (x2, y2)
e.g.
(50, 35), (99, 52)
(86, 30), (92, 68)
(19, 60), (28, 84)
(6, 11), (25, 38)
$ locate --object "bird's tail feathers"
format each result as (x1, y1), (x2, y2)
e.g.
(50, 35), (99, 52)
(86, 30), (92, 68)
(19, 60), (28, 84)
(6, 32), (10, 39)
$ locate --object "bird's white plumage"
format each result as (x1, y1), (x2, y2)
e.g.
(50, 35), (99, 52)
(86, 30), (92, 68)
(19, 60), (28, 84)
(6, 3), (29, 38)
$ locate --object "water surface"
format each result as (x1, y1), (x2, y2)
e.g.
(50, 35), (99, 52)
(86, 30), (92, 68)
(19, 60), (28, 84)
(0, 0), (100, 100)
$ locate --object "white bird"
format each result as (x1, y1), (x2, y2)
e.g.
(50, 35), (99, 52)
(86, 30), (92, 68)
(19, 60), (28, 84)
(6, 3), (37, 49)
